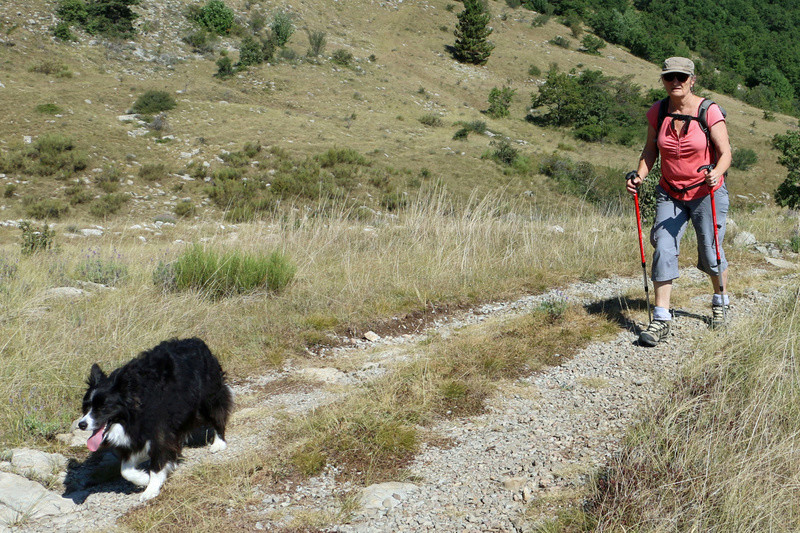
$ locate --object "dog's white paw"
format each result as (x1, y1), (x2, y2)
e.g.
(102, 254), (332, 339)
(138, 487), (160, 502)
(209, 437), (227, 453)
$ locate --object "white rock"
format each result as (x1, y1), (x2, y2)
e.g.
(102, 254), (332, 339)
(42, 287), (86, 299)
(9, 449), (67, 479)
(79, 228), (103, 237)
(364, 331), (381, 342)
(359, 482), (417, 510)
(0, 471), (77, 523)
(733, 231), (756, 247)
(764, 257), (798, 270)
(297, 367), (348, 384)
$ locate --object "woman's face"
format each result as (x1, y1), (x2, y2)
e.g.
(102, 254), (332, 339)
(662, 72), (694, 96)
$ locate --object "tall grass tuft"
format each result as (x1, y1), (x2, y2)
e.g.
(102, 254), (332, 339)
(164, 244), (295, 298)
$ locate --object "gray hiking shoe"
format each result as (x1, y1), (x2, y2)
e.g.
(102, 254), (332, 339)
(639, 320), (670, 347)
(710, 304), (727, 330)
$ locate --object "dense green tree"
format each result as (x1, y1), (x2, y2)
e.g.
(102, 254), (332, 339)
(773, 131), (800, 209)
(453, 0), (494, 65)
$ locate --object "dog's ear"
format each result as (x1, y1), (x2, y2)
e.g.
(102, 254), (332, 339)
(88, 363), (106, 387)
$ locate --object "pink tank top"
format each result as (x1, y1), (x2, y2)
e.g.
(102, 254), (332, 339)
(646, 100), (725, 201)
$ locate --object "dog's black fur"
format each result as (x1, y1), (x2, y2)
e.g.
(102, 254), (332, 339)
(78, 337), (232, 500)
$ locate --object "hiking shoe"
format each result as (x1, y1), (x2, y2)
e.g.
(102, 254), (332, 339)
(710, 304), (728, 330)
(639, 320), (670, 347)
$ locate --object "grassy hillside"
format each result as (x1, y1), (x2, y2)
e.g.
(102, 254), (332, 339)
(0, 0), (794, 224)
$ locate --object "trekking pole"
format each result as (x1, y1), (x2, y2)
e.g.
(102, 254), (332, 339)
(698, 164), (727, 328)
(626, 171), (651, 324)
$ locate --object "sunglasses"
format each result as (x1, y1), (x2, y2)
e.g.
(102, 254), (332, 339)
(662, 72), (690, 83)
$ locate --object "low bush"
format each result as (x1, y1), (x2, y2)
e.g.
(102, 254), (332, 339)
(95, 165), (120, 193)
(487, 86), (515, 119)
(35, 103), (63, 115)
(731, 148), (758, 170)
(331, 49), (353, 67)
(174, 200), (196, 218)
(419, 114), (443, 127)
(549, 35), (570, 48)
(215, 54), (235, 78)
(131, 90), (176, 115)
(139, 163), (169, 182)
(24, 198), (69, 220)
(89, 193), (129, 218)
(270, 10), (294, 47)
(307, 30), (326, 57)
(28, 61), (73, 78)
(52, 22), (77, 41)
(194, 0), (234, 35)
(182, 29), (217, 53)
(74, 256), (128, 286)
(56, 0), (139, 38)
(19, 221), (55, 255)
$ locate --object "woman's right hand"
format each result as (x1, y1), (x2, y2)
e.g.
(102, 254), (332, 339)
(625, 171), (642, 195)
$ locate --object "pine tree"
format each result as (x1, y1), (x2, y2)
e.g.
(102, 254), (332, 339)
(453, 0), (494, 65)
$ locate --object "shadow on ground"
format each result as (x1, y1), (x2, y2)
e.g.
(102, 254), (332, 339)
(62, 427), (217, 504)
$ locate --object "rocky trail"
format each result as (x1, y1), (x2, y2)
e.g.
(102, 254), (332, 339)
(0, 266), (788, 533)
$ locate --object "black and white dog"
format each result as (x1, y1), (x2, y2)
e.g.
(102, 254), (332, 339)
(77, 338), (233, 501)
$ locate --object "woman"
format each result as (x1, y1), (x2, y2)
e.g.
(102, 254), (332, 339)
(626, 57), (732, 347)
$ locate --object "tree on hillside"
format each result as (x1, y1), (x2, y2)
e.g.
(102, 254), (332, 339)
(773, 131), (800, 209)
(453, 0), (494, 65)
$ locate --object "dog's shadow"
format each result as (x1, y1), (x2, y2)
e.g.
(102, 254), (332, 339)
(62, 427), (216, 504)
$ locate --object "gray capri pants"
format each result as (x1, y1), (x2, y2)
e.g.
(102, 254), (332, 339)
(650, 183), (729, 282)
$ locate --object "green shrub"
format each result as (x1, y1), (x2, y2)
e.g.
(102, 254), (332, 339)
(28, 61), (72, 78)
(24, 198), (69, 220)
(89, 193), (128, 218)
(174, 200), (196, 218)
(139, 163), (169, 181)
(196, 0), (234, 35)
(131, 90), (176, 115)
(74, 256), (128, 285)
(731, 148), (758, 170)
(66, 185), (92, 205)
(52, 21), (77, 41)
(487, 86), (515, 119)
(489, 138), (519, 166)
(307, 30), (326, 57)
(270, 10), (294, 47)
(87, 0), (139, 37)
(95, 165), (120, 192)
(19, 221), (55, 255)
(419, 114), (443, 127)
(316, 148), (369, 167)
(528, 64), (541, 77)
(3, 184), (16, 198)
(381, 191), (408, 211)
(182, 29), (217, 53)
(162, 245), (295, 297)
(211, 167), (242, 181)
(331, 49), (353, 67)
(581, 34), (606, 55)
(35, 103), (63, 115)
(56, 0), (87, 24)
(215, 54), (235, 78)
(238, 35), (264, 67)
(773, 131), (800, 209)
(549, 35), (571, 48)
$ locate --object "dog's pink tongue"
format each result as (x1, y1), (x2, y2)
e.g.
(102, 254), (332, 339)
(87, 426), (105, 452)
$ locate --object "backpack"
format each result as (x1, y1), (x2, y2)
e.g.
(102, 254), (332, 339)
(656, 97), (727, 193)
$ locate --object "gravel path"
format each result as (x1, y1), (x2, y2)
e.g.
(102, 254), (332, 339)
(3, 270), (780, 533)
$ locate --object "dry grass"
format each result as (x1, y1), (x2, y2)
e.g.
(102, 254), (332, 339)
(0, 190), (634, 447)
(574, 285), (800, 532)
